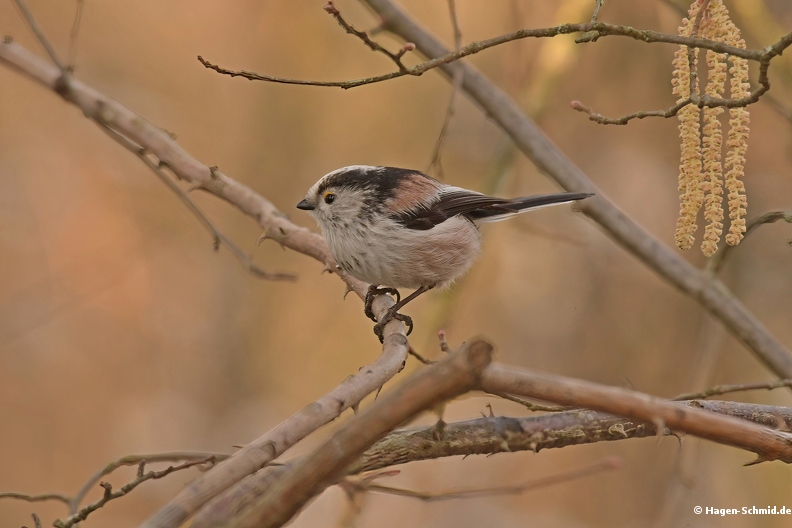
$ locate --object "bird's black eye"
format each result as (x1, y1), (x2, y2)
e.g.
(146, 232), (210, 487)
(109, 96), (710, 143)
(324, 192), (336, 204)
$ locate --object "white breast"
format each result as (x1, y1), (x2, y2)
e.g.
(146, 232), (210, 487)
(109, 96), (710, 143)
(323, 216), (482, 290)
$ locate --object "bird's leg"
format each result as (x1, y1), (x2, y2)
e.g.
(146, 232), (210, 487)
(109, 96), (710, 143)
(364, 285), (401, 322)
(373, 285), (434, 343)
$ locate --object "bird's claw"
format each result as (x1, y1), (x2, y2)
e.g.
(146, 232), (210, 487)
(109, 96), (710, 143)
(373, 309), (413, 343)
(364, 285), (401, 322)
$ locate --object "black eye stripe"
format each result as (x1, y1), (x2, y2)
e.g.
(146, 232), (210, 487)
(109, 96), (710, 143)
(315, 166), (438, 199)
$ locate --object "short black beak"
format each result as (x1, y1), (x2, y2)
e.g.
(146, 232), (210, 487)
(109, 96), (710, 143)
(296, 199), (315, 211)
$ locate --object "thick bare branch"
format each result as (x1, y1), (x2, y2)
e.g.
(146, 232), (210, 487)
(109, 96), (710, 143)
(171, 396), (792, 527)
(480, 364), (792, 463)
(353, 400), (792, 473)
(217, 340), (493, 528)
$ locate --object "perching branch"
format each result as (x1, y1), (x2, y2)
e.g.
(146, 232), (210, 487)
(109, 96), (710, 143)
(0, 23), (412, 528)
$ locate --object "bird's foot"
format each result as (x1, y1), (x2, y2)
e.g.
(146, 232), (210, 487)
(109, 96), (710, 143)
(364, 285), (401, 322)
(373, 308), (413, 343)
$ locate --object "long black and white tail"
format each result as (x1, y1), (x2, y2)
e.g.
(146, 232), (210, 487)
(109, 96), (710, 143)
(468, 192), (593, 223)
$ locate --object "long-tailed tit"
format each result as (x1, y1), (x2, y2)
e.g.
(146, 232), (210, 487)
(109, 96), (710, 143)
(298, 165), (592, 341)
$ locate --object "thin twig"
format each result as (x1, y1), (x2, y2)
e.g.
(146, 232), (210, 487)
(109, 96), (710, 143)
(69, 452), (228, 514)
(199, 17), (792, 97)
(707, 210), (792, 273)
(363, 456), (620, 501)
(0, 492), (71, 506)
(98, 124), (295, 281)
(590, 0), (605, 23)
(674, 379), (792, 401)
(425, 0), (463, 178)
(67, 0), (84, 71)
(31, 513), (42, 528)
(764, 93), (792, 127)
(54, 458), (216, 528)
(488, 391), (571, 413)
(12, 0), (67, 71)
(408, 345), (434, 364)
(324, 1), (413, 72)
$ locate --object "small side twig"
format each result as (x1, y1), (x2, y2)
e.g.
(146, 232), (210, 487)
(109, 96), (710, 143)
(12, 0), (67, 71)
(97, 123), (295, 281)
(590, 0), (605, 23)
(707, 210), (792, 273)
(67, 0), (84, 71)
(69, 452), (228, 514)
(488, 391), (571, 413)
(324, 1), (414, 72)
(674, 379), (792, 401)
(425, 0), (463, 178)
(0, 492), (70, 506)
(363, 456), (620, 501)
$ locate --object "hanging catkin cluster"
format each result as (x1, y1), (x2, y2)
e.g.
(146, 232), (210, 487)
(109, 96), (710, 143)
(672, 0), (749, 257)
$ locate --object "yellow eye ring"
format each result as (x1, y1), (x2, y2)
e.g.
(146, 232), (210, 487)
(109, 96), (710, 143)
(323, 192), (336, 204)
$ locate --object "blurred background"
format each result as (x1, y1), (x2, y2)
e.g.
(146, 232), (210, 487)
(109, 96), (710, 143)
(1, 1), (792, 526)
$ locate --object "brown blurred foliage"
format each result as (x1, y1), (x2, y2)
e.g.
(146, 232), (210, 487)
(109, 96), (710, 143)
(1, 1), (792, 527)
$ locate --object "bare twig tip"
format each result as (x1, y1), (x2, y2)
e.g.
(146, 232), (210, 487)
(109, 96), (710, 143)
(323, 1), (339, 15)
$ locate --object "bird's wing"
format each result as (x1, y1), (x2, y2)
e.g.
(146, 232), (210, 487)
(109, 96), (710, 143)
(392, 187), (513, 230)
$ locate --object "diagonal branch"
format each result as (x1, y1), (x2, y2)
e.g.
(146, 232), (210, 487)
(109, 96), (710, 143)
(0, 35), (412, 528)
(199, 340), (493, 528)
(188, 386), (792, 525)
(361, 0), (792, 381)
